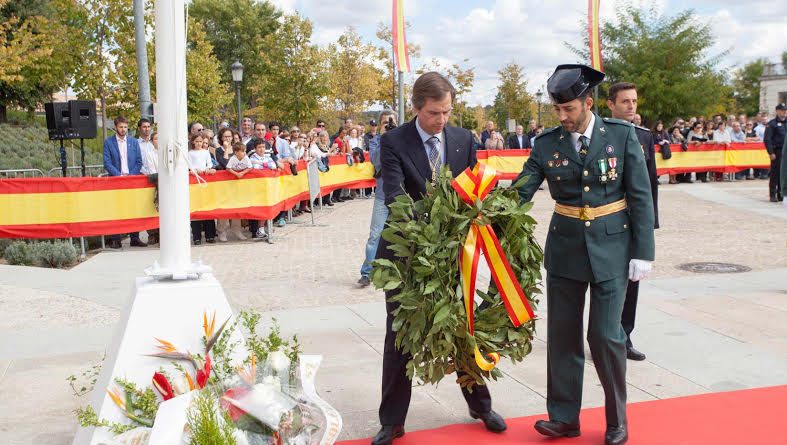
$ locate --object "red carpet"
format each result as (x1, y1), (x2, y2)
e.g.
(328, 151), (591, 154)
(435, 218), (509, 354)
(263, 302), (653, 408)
(338, 385), (787, 444)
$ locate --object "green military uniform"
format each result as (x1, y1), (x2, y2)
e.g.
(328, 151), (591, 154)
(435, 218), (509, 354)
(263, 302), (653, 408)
(516, 112), (655, 428)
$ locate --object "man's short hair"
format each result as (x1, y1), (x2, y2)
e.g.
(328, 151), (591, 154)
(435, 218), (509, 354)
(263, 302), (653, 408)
(137, 118), (151, 128)
(232, 142), (246, 152)
(607, 82), (637, 103)
(268, 121), (280, 130)
(254, 122), (266, 130)
(378, 109), (396, 123)
(411, 72), (456, 110)
(188, 121), (202, 133)
(114, 116), (128, 126)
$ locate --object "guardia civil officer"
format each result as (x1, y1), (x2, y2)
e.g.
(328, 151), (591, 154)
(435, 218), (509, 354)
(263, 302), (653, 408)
(515, 65), (655, 445)
(606, 82), (659, 361)
(764, 103), (786, 202)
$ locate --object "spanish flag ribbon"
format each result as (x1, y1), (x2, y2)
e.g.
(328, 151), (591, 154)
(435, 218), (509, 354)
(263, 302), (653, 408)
(451, 163), (535, 371)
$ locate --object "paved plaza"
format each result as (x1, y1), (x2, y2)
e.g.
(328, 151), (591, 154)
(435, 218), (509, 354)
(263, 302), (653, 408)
(1, 179), (786, 444)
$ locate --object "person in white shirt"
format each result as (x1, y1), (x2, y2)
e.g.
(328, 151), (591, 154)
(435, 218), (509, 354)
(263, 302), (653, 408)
(137, 118), (157, 175)
(248, 139), (277, 170)
(226, 143), (253, 177)
(187, 133), (216, 245)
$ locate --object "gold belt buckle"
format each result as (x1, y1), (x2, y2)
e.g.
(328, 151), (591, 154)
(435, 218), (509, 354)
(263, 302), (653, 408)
(578, 207), (594, 221)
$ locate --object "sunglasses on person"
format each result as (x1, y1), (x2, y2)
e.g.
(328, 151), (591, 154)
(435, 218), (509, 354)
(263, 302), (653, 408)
(317, 124), (326, 127)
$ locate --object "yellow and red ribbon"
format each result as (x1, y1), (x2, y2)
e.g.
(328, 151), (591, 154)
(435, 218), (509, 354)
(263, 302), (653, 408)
(451, 163), (535, 371)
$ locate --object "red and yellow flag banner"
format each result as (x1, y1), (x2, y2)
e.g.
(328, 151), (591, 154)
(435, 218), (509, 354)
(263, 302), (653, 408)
(588, 0), (603, 71)
(451, 163), (535, 371)
(392, 0), (411, 73)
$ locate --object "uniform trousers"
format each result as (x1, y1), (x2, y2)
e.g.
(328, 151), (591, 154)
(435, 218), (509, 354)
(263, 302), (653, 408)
(770, 149), (783, 197)
(621, 280), (639, 348)
(546, 273), (628, 427)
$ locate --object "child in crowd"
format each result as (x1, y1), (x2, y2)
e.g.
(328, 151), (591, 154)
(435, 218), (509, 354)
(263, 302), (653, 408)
(188, 133), (217, 244)
(226, 142), (252, 178)
(249, 139), (278, 170)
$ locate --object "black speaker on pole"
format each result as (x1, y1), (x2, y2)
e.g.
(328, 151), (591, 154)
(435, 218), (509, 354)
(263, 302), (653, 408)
(68, 100), (97, 139)
(44, 102), (70, 140)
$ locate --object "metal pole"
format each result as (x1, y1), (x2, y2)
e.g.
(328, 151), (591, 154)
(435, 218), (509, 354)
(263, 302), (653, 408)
(397, 71), (405, 125)
(155, 0), (192, 276)
(133, 0), (152, 120)
(80, 138), (86, 177)
(59, 139), (67, 176)
(236, 82), (242, 129)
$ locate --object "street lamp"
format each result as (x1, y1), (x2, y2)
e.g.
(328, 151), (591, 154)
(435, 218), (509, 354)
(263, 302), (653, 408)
(231, 60), (244, 129)
(535, 89), (543, 127)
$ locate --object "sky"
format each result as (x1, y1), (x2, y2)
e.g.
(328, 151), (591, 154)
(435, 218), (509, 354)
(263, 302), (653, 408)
(265, 0), (787, 106)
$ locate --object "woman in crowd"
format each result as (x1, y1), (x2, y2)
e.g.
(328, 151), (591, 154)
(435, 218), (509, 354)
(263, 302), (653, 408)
(652, 121), (673, 184)
(214, 127), (246, 242)
(686, 121), (709, 183)
(348, 127), (361, 150)
(331, 127), (352, 202)
(315, 130), (336, 207)
(471, 130), (484, 151)
(484, 128), (505, 150)
(187, 133), (217, 244)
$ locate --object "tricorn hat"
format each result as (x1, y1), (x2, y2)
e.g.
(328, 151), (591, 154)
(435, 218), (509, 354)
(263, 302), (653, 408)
(547, 64), (605, 104)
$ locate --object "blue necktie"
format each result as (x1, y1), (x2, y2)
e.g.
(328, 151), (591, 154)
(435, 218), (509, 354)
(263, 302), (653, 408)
(427, 136), (440, 183)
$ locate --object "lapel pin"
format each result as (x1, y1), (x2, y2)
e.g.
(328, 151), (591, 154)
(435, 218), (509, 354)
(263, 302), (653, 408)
(606, 145), (614, 154)
(599, 127), (606, 134)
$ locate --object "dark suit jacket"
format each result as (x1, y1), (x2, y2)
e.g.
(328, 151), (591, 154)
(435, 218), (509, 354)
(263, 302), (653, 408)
(103, 135), (142, 176)
(634, 125), (659, 229)
(377, 119), (477, 260)
(507, 133), (531, 149)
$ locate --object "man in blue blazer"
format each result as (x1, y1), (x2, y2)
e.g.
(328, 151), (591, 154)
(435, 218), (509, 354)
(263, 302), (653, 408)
(103, 116), (147, 248)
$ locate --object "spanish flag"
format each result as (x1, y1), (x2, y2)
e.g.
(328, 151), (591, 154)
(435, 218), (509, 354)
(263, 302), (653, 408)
(588, 0), (603, 71)
(392, 0), (411, 73)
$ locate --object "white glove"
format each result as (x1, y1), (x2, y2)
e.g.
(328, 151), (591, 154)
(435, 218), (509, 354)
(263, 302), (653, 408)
(628, 259), (652, 282)
(783, 197), (787, 209)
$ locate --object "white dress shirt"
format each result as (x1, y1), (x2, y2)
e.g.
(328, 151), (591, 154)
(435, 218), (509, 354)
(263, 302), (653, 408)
(139, 138), (157, 174)
(570, 113), (596, 152)
(415, 117), (445, 167)
(117, 136), (129, 175)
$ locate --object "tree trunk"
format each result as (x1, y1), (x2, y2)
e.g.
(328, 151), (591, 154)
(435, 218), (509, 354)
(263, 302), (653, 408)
(100, 94), (107, 142)
(0, 104), (7, 123)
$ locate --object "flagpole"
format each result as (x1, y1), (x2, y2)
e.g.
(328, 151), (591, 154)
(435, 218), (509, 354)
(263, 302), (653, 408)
(398, 70), (405, 124)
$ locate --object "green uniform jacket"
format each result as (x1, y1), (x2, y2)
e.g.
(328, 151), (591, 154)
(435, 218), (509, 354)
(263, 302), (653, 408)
(516, 114), (655, 283)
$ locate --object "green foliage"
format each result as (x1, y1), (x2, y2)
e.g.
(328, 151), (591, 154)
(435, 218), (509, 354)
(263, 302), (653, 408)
(75, 405), (136, 435)
(67, 355), (104, 397)
(371, 168), (542, 388)
(31, 240), (77, 268)
(187, 390), (238, 445)
(4, 241), (32, 265)
(0, 123), (103, 171)
(75, 377), (157, 433)
(491, 62), (533, 132)
(326, 27), (387, 118)
(732, 59), (766, 116)
(567, 2), (732, 125)
(186, 16), (232, 124)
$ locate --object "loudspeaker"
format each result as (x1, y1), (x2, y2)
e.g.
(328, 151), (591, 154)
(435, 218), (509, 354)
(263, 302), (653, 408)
(68, 100), (97, 139)
(44, 102), (70, 140)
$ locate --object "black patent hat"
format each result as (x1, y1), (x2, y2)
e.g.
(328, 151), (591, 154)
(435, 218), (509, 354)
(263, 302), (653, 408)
(547, 64), (605, 104)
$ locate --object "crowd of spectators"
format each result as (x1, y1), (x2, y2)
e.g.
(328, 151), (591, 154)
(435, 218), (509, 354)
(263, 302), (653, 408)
(103, 115), (379, 247)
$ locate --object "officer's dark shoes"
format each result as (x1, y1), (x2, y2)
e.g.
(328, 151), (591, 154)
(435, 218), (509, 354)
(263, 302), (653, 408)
(770, 194), (779, 202)
(469, 409), (507, 432)
(371, 425), (404, 445)
(626, 346), (646, 361)
(605, 425), (628, 445)
(534, 419), (580, 438)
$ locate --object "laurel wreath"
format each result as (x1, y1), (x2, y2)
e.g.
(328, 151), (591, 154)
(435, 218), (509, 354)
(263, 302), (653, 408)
(371, 168), (542, 388)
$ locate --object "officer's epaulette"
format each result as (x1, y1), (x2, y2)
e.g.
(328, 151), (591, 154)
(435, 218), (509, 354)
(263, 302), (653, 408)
(633, 124), (650, 133)
(602, 117), (633, 126)
(535, 126), (560, 140)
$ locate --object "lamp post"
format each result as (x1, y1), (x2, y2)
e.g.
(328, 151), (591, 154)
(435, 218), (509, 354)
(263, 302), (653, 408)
(535, 89), (543, 127)
(231, 60), (244, 129)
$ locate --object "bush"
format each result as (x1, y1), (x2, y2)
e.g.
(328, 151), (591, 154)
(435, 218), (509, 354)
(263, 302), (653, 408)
(4, 241), (33, 265)
(32, 240), (77, 268)
(0, 238), (12, 259)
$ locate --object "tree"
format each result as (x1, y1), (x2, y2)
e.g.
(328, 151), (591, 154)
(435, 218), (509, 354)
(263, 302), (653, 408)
(186, 17), (232, 124)
(325, 27), (385, 119)
(732, 59), (766, 116)
(568, 3), (732, 125)
(189, 0), (281, 113)
(375, 21), (421, 111)
(416, 57), (476, 128)
(0, 0), (83, 122)
(248, 13), (327, 127)
(490, 62), (532, 133)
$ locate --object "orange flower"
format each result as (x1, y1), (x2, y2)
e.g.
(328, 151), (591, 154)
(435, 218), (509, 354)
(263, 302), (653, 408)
(106, 387), (126, 411)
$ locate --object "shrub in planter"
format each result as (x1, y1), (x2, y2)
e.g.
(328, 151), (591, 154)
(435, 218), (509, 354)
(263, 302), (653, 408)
(32, 241), (78, 268)
(4, 241), (33, 265)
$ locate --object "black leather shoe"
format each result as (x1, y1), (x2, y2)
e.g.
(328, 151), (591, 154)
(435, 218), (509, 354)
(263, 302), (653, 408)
(130, 239), (148, 247)
(371, 425), (404, 445)
(469, 409), (507, 432)
(626, 346), (646, 361)
(109, 240), (122, 249)
(605, 425), (628, 445)
(534, 419), (580, 438)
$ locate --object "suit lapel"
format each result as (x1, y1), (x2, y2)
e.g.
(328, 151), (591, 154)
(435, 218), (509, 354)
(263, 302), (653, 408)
(404, 120), (432, 180)
(585, 114), (609, 166)
(555, 128), (582, 165)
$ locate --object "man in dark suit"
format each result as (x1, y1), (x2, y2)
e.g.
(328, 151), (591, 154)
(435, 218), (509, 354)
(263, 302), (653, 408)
(372, 72), (506, 445)
(103, 115), (146, 249)
(507, 124), (532, 149)
(606, 82), (659, 362)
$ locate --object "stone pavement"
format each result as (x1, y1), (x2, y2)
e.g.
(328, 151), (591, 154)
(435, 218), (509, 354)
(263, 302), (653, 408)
(1, 179), (786, 444)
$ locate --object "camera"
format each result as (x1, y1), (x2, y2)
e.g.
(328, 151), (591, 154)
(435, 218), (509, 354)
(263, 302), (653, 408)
(385, 117), (397, 132)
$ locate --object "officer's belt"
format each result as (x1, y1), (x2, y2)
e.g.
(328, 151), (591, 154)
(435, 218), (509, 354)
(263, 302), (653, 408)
(554, 199), (627, 221)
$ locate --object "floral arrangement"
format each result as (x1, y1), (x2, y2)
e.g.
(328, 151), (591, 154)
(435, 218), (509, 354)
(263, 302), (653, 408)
(73, 309), (335, 445)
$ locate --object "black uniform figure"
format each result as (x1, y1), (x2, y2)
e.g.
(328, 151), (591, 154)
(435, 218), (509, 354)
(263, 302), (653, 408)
(621, 125), (659, 361)
(764, 104), (786, 202)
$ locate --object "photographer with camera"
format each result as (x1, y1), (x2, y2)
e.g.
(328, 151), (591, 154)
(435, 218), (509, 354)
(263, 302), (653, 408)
(357, 109), (397, 287)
